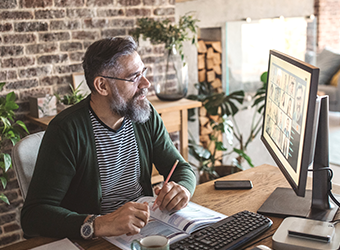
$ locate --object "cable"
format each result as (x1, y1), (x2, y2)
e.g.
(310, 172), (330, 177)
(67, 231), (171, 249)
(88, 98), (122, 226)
(307, 167), (340, 207)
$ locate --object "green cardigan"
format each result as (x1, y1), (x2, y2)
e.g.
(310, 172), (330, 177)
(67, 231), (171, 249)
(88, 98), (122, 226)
(21, 95), (196, 239)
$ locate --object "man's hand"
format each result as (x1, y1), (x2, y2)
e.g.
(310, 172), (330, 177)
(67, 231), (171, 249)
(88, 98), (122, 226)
(153, 182), (190, 212)
(93, 201), (149, 237)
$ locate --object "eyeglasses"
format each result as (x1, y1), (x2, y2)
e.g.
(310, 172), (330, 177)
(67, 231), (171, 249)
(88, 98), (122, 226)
(99, 67), (148, 83)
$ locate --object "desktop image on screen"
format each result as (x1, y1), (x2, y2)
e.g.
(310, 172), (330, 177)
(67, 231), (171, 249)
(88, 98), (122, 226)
(258, 50), (339, 222)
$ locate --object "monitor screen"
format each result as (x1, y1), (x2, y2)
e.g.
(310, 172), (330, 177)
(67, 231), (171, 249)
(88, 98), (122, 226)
(262, 50), (318, 197)
(258, 50), (339, 221)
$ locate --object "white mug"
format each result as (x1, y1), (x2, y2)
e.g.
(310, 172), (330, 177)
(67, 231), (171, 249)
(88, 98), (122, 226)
(131, 235), (169, 250)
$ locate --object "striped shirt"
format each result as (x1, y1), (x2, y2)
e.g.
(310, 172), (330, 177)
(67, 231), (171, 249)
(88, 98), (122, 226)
(90, 110), (144, 215)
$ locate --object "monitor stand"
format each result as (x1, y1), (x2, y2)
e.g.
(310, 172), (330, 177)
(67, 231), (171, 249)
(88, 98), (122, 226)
(257, 187), (339, 221)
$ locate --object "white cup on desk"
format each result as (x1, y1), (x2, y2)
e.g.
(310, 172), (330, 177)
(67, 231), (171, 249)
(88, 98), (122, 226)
(131, 235), (169, 250)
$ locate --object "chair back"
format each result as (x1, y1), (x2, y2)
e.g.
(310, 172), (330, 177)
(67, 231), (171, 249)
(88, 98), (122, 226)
(11, 131), (45, 200)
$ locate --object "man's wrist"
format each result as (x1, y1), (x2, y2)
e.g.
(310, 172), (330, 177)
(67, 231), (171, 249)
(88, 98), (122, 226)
(80, 214), (100, 240)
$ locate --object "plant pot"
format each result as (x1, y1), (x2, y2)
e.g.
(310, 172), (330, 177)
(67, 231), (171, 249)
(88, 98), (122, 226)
(199, 165), (242, 184)
(154, 46), (188, 101)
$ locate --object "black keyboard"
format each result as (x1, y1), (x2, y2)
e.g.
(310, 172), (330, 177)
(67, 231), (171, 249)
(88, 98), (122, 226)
(170, 210), (272, 250)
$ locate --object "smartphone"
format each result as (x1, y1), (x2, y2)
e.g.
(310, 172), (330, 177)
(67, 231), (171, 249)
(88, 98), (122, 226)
(214, 180), (253, 190)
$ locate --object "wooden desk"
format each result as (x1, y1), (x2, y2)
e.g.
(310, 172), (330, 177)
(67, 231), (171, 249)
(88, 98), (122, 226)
(4, 164), (339, 250)
(26, 96), (202, 184)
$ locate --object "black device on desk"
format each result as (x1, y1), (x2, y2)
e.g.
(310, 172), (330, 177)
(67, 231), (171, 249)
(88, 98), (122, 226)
(214, 180), (253, 190)
(170, 210), (272, 250)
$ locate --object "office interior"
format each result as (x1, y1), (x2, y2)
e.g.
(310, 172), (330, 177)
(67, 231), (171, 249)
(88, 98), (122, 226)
(0, 0), (340, 248)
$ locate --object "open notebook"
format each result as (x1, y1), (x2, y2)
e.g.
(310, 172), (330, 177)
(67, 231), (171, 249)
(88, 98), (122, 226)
(105, 196), (226, 250)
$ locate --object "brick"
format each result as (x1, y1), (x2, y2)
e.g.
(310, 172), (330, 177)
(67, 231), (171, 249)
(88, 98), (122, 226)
(2, 56), (35, 68)
(72, 31), (100, 40)
(118, 0), (141, 6)
(110, 19), (134, 27)
(0, 0), (17, 9)
(14, 21), (48, 32)
(39, 32), (70, 42)
(83, 19), (109, 29)
(19, 66), (53, 78)
(6, 79), (38, 90)
(0, 71), (6, 81)
(0, 23), (13, 32)
(37, 54), (68, 64)
(126, 8), (151, 16)
(20, 87), (53, 101)
(0, 70), (17, 81)
(21, 0), (52, 8)
(0, 234), (21, 247)
(69, 52), (84, 62)
(83, 41), (93, 50)
(0, 45), (24, 57)
(50, 20), (81, 30)
(0, 11), (33, 20)
(4, 223), (21, 233)
(26, 43), (58, 54)
(55, 0), (84, 7)
(40, 75), (72, 86)
(97, 8), (124, 17)
(54, 63), (83, 74)
(67, 8), (94, 18)
(7, 70), (17, 79)
(0, 212), (16, 226)
(143, 0), (167, 5)
(60, 42), (82, 51)
(3, 34), (36, 44)
(101, 29), (126, 38)
(154, 7), (174, 16)
(87, 0), (114, 7)
(35, 9), (66, 19)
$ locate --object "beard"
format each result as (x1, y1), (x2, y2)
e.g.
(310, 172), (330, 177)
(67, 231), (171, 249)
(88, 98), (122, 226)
(109, 86), (151, 123)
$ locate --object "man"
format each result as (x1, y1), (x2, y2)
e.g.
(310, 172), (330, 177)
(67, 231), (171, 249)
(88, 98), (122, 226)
(21, 36), (196, 240)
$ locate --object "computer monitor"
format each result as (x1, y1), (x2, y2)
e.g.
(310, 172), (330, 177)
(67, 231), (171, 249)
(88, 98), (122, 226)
(258, 50), (339, 221)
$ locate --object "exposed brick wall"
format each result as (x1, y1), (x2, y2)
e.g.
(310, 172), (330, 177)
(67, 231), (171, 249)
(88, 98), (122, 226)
(315, 0), (340, 51)
(0, 0), (175, 247)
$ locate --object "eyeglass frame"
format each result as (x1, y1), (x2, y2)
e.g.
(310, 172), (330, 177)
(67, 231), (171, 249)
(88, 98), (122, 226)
(99, 67), (148, 83)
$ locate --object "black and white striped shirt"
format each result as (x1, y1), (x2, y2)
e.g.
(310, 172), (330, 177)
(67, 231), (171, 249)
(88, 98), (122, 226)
(90, 110), (144, 215)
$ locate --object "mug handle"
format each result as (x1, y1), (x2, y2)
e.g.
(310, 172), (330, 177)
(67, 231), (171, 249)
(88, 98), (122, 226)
(131, 239), (141, 250)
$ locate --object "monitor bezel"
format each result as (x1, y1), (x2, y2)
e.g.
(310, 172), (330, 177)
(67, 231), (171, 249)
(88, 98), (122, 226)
(261, 50), (319, 197)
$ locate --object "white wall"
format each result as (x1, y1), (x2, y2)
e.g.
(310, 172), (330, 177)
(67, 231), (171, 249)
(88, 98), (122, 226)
(176, 0), (315, 27)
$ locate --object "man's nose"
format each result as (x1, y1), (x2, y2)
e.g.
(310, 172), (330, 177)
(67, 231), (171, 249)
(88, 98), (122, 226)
(138, 75), (151, 89)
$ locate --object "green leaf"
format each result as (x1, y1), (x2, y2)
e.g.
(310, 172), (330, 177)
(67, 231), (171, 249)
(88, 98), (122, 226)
(16, 120), (29, 134)
(0, 193), (10, 205)
(0, 176), (7, 189)
(0, 82), (5, 91)
(3, 153), (11, 172)
(233, 148), (254, 167)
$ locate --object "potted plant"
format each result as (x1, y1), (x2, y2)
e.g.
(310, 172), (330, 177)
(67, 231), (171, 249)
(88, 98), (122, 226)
(55, 82), (87, 112)
(131, 13), (199, 101)
(187, 72), (267, 182)
(0, 82), (29, 204)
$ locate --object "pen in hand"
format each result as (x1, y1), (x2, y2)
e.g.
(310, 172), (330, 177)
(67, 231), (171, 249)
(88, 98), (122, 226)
(152, 159), (179, 211)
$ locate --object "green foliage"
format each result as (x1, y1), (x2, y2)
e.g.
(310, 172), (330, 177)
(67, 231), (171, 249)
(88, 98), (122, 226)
(0, 82), (29, 204)
(131, 13), (199, 62)
(187, 72), (267, 180)
(55, 82), (86, 105)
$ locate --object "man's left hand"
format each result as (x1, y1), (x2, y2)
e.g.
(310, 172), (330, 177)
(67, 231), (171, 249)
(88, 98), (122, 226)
(153, 182), (190, 212)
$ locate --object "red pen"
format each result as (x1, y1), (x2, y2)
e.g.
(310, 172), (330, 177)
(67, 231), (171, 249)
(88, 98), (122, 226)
(152, 160), (179, 210)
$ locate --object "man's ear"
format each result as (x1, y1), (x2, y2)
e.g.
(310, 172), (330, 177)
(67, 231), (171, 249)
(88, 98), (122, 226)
(93, 76), (109, 96)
